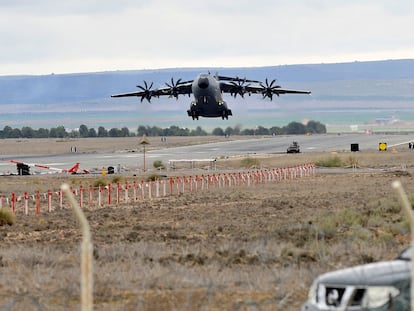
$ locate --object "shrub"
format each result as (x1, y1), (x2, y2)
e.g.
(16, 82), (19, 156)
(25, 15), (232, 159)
(344, 155), (359, 168)
(313, 215), (337, 240)
(313, 208), (367, 240)
(70, 177), (82, 185)
(367, 197), (401, 215)
(315, 156), (343, 167)
(341, 209), (366, 227)
(240, 157), (260, 168)
(147, 173), (161, 181)
(111, 176), (124, 184)
(93, 179), (107, 188)
(153, 160), (165, 170)
(0, 209), (15, 226)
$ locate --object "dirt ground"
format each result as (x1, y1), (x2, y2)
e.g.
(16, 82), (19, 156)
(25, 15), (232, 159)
(1, 137), (413, 310)
(0, 136), (243, 155)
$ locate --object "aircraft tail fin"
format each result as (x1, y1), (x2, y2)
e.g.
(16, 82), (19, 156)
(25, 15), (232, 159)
(66, 162), (80, 174)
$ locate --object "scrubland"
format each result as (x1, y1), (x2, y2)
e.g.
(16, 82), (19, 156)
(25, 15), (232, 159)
(0, 137), (413, 310)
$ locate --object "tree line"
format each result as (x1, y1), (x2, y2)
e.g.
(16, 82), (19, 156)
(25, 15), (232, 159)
(0, 121), (326, 139)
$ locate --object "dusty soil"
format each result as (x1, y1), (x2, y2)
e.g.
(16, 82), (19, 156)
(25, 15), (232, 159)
(0, 136), (246, 155)
(0, 137), (413, 310)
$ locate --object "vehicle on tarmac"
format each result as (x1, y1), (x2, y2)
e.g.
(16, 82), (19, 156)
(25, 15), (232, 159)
(301, 247), (411, 311)
(287, 141), (300, 153)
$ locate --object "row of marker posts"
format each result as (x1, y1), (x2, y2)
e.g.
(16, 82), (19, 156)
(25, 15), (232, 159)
(0, 164), (315, 215)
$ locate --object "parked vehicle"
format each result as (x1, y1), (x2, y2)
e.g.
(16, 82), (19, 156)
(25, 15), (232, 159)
(301, 247), (411, 310)
(287, 141), (300, 153)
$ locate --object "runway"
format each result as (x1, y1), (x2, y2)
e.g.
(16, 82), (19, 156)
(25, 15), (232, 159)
(1, 133), (413, 175)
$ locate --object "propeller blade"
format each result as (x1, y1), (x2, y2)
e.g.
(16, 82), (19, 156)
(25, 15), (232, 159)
(165, 77), (183, 99)
(229, 78), (250, 98)
(136, 80), (154, 103)
(259, 78), (279, 100)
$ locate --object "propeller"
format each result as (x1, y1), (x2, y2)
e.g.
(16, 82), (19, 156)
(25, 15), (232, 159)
(165, 77), (182, 99)
(259, 78), (281, 100)
(229, 78), (250, 98)
(136, 80), (155, 102)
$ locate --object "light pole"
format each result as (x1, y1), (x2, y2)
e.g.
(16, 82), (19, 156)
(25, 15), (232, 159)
(139, 134), (150, 172)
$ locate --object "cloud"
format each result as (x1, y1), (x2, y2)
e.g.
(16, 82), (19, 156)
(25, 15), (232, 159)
(0, 0), (143, 15)
(1, 0), (414, 75)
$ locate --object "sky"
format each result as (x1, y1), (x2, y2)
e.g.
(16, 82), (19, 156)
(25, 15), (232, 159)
(1, 0), (414, 76)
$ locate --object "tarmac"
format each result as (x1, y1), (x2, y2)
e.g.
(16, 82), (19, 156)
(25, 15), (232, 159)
(1, 133), (413, 175)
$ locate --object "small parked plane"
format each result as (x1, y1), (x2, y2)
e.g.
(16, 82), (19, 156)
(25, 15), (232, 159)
(111, 73), (311, 120)
(7, 160), (89, 175)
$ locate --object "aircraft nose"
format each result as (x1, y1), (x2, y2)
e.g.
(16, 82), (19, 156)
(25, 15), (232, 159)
(198, 77), (209, 89)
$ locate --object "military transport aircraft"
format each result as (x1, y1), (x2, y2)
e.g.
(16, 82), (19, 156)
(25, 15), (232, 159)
(111, 73), (311, 120)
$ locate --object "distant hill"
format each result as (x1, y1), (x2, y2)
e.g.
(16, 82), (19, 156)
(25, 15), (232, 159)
(1, 59), (414, 132)
(1, 59), (414, 106)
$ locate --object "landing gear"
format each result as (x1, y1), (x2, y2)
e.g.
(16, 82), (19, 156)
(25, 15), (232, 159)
(221, 109), (232, 120)
(188, 109), (199, 120)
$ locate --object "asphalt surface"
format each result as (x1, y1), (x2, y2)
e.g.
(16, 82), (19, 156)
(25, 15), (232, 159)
(1, 133), (413, 175)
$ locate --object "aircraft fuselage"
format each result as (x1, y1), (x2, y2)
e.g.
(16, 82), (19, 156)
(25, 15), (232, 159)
(188, 74), (232, 120)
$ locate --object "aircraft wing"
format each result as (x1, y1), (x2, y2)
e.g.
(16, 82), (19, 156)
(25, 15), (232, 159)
(245, 85), (311, 95)
(111, 89), (167, 102)
(219, 77), (310, 100)
(111, 91), (149, 98)
(217, 75), (261, 84)
(111, 79), (193, 102)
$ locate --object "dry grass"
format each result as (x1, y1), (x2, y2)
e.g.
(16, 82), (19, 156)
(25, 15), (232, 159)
(0, 136), (249, 155)
(0, 208), (15, 226)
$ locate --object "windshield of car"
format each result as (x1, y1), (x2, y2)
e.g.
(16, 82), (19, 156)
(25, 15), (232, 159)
(397, 247), (411, 260)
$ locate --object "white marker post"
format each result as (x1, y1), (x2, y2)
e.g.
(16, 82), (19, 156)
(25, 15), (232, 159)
(392, 180), (413, 310)
(61, 183), (93, 311)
